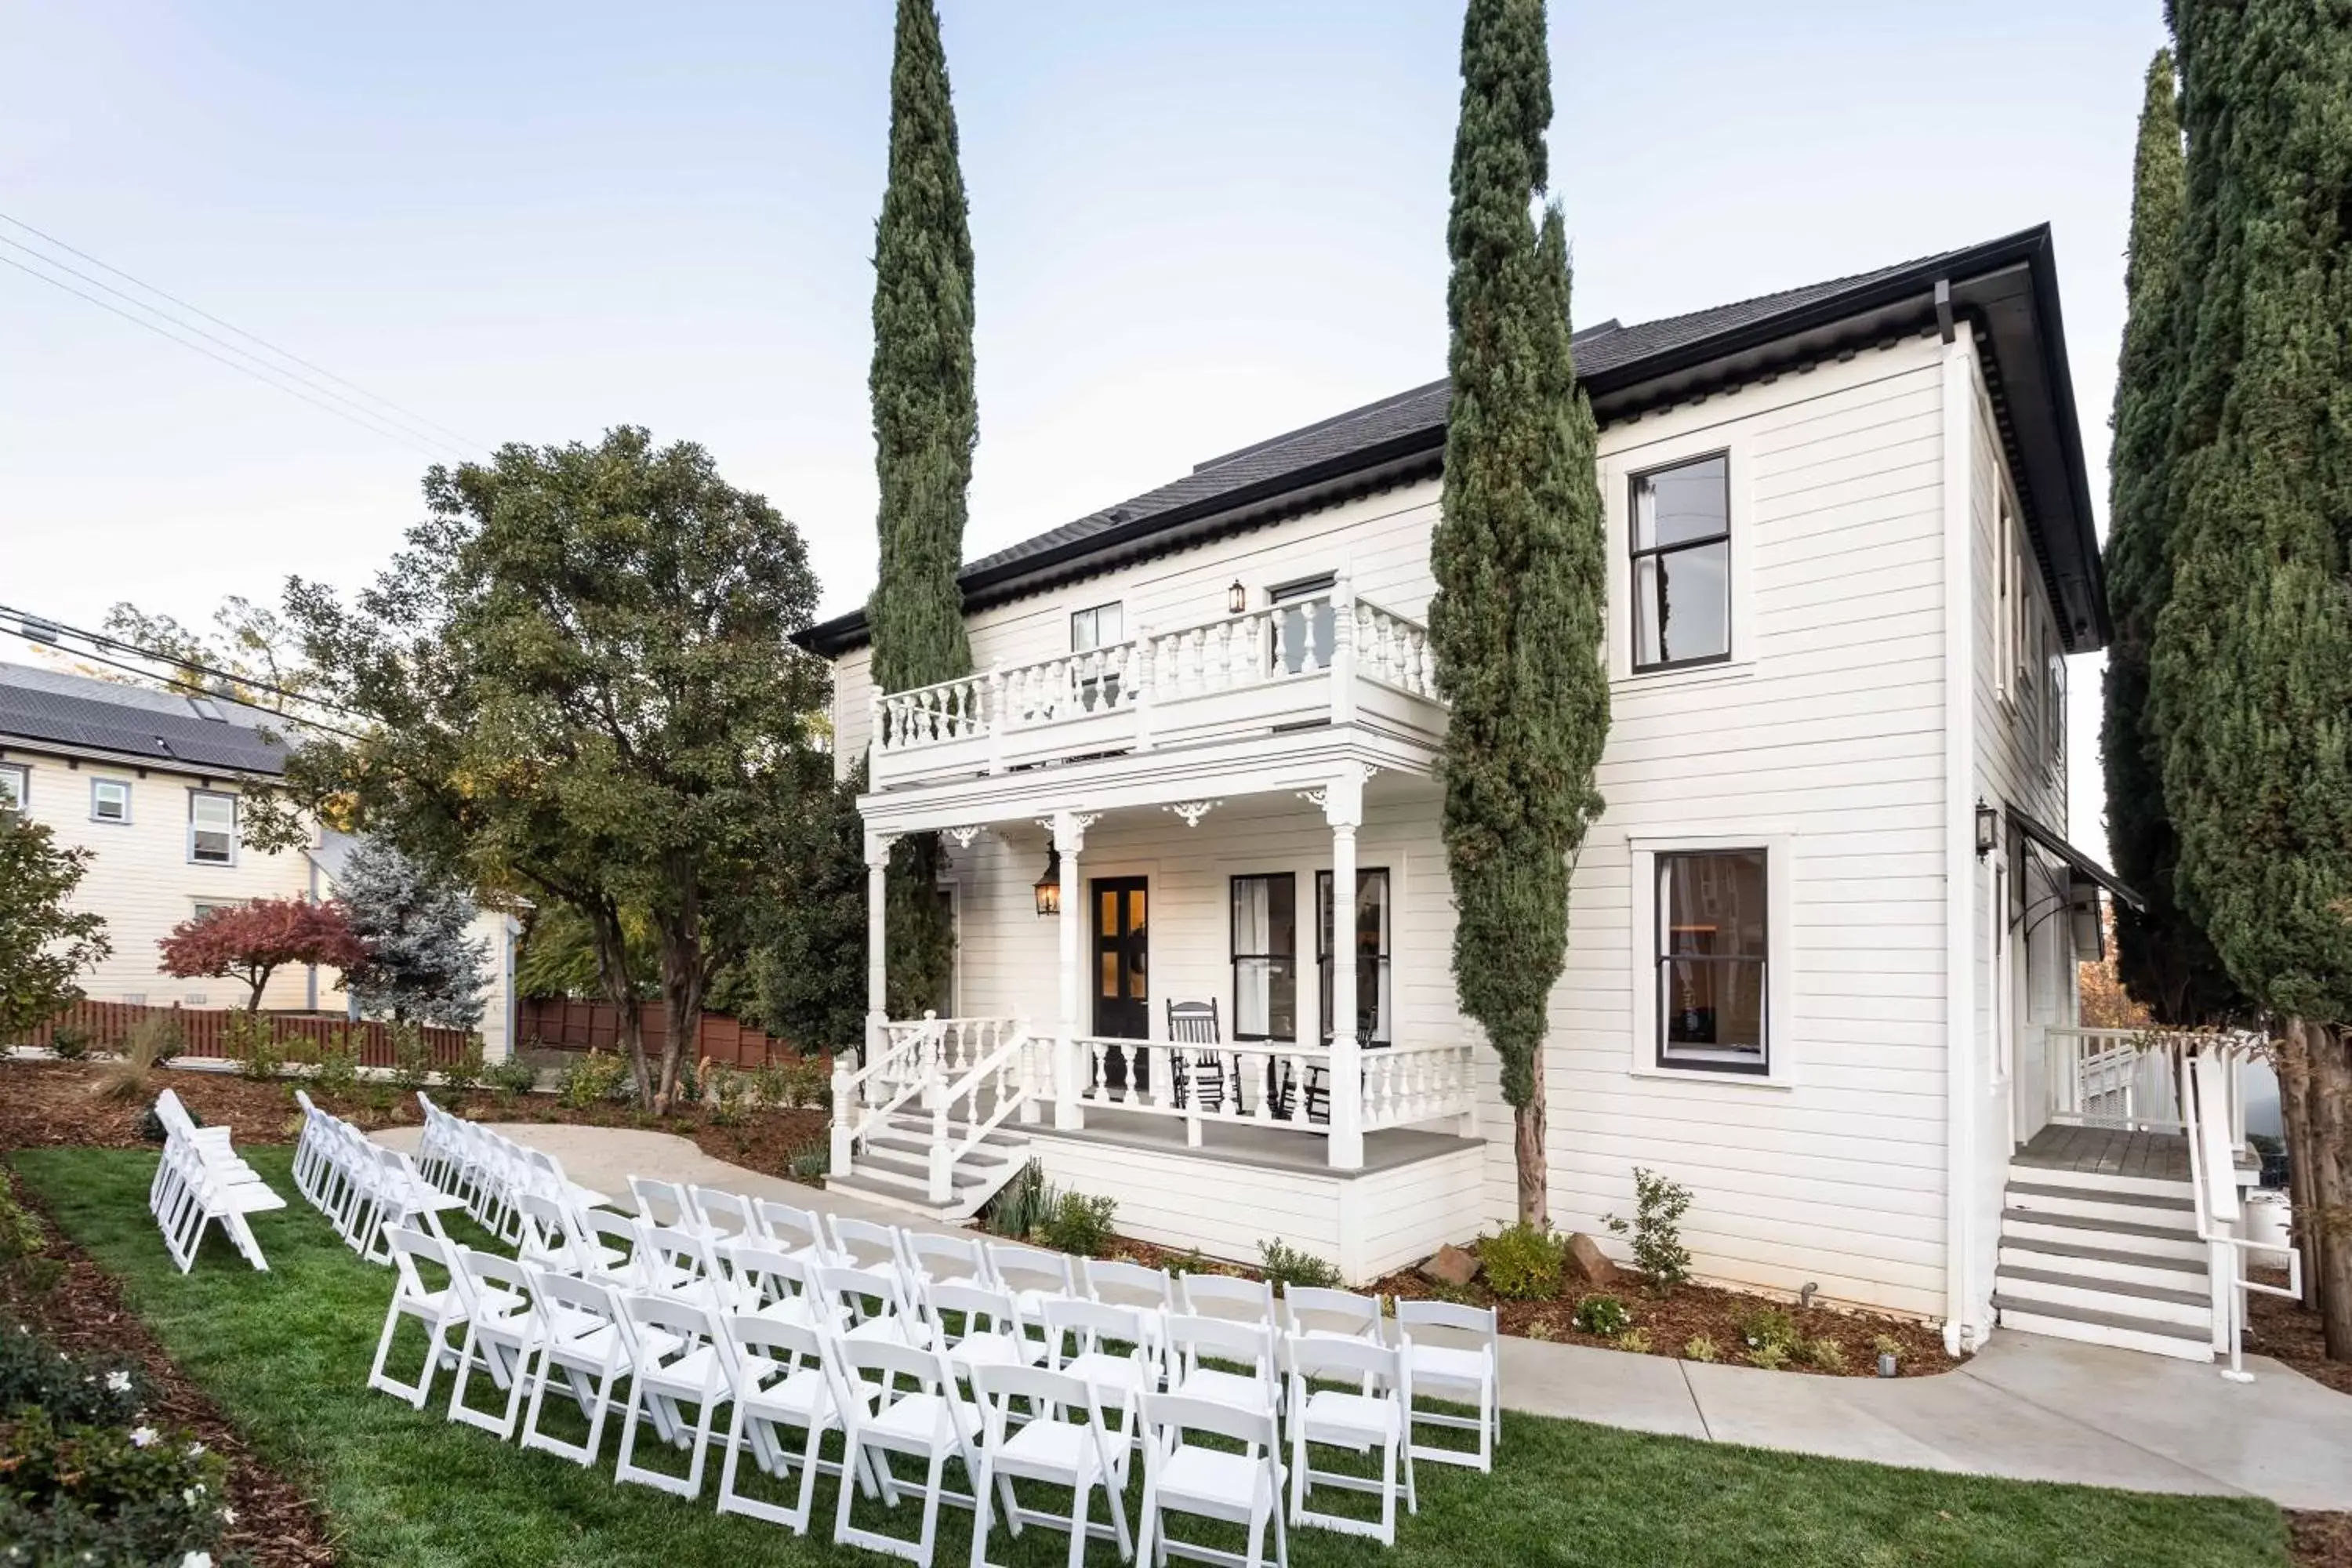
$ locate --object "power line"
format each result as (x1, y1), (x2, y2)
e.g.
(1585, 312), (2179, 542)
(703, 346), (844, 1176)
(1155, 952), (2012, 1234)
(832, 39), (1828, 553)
(0, 210), (491, 454)
(0, 233), (477, 462)
(0, 252), (462, 463)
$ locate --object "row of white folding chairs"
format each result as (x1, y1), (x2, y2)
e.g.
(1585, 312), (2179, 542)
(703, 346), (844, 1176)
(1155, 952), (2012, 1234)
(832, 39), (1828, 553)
(415, 1094), (608, 1243)
(600, 1176), (1501, 1476)
(292, 1091), (466, 1261)
(148, 1092), (285, 1274)
(371, 1224), (1384, 1566)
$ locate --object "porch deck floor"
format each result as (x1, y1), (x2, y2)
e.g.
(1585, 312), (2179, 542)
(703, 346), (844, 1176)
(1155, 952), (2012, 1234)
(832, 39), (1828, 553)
(2015, 1123), (2190, 1181)
(1033, 1101), (1482, 1178)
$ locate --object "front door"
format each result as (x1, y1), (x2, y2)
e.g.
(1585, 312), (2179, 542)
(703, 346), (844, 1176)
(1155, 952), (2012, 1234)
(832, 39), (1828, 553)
(1092, 877), (1149, 1088)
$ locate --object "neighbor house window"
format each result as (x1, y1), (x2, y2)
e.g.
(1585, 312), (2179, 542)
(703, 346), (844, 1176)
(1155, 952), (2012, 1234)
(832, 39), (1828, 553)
(0, 764), (24, 815)
(1316, 868), (1392, 1045)
(1631, 454), (1732, 670)
(1656, 849), (1768, 1072)
(90, 778), (131, 823)
(1230, 873), (1297, 1041)
(1070, 601), (1124, 710)
(188, 791), (237, 865)
(191, 899), (242, 921)
(1270, 573), (1338, 675)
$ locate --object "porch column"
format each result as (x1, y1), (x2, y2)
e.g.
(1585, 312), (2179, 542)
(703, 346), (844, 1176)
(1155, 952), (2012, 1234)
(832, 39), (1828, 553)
(862, 829), (896, 1064)
(1054, 811), (1092, 1131)
(1323, 771), (1365, 1171)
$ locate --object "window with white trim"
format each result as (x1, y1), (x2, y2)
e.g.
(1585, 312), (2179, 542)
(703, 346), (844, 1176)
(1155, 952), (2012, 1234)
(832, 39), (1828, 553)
(1070, 601), (1124, 710)
(188, 790), (238, 865)
(1316, 867), (1392, 1046)
(1631, 453), (1732, 671)
(2044, 630), (2067, 778)
(0, 764), (24, 815)
(1654, 849), (1769, 1073)
(90, 778), (131, 823)
(1996, 496), (2018, 707)
(1229, 873), (1297, 1042)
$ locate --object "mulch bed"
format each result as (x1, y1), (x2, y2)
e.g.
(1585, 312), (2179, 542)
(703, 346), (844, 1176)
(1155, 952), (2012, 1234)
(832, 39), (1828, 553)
(2292, 1510), (2352, 1568)
(0, 1162), (337, 1567)
(2248, 1271), (2352, 1398)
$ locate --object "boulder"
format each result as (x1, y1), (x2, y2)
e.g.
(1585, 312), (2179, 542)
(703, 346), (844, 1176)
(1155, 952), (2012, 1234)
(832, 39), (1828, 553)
(1566, 1231), (1621, 1287)
(1419, 1243), (1480, 1289)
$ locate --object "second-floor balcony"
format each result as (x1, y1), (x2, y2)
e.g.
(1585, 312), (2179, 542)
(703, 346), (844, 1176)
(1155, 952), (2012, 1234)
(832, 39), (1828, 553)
(867, 585), (1447, 789)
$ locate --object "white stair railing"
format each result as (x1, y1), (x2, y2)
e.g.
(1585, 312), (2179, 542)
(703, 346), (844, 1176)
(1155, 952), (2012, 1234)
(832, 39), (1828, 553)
(925, 1022), (1036, 1204)
(2181, 1040), (2300, 1381)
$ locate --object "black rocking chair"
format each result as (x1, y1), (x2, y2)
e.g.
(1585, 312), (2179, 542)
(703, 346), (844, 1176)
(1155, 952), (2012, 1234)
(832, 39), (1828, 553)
(1166, 1000), (1225, 1113)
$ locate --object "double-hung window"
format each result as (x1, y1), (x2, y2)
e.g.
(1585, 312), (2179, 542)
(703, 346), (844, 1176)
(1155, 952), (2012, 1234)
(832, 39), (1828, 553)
(188, 790), (238, 865)
(2044, 629), (2067, 778)
(91, 778), (131, 823)
(1655, 849), (1769, 1073)
(1229, 873), (1297, 1041)
(1070, 601), (1124, 711)
(0, 764), (25, 815)
(1316, 868), (1392, 1046)
(1631, 454), (1732, 670)
(1269, 574), (1338, 675)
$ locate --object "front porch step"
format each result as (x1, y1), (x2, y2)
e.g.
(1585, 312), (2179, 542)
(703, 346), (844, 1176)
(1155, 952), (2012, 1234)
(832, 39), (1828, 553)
(1998, 1236), (2208, 1292)
(1998, 1207), (2208, 1263)
(2004, 1181), (2198, 1232)
(827, 1112), (1038, 1224)
(1994, 1265), (2212, 1329)
(877, 1112), (1033, 1152)
(1992, 1294), (2214, 1361)
(2002, 1161), (2193, 1202)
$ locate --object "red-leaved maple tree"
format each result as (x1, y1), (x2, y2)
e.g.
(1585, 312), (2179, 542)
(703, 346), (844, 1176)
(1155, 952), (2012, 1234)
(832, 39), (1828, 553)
(158, 897), (368, 1011)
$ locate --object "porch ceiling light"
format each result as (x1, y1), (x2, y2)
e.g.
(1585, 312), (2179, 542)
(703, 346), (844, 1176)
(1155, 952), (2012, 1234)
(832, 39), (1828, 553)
(1228, 579), (1247, 615)
(1975, 800), (2000, 859)
(1034, 846), (1063, 917)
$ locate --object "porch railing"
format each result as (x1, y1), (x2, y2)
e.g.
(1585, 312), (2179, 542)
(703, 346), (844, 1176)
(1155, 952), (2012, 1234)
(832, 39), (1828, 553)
(1058, 1035), (1476, 1146)
(829, 1014), (1020, 1173)
(867, 590), (1444, 784)
(2042, 1024), (2259, 1137)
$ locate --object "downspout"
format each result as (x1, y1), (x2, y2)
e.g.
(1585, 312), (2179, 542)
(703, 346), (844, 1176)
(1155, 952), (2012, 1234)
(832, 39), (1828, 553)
(305, 849), (320, 1012)
(1939, 307), (1982, 1356)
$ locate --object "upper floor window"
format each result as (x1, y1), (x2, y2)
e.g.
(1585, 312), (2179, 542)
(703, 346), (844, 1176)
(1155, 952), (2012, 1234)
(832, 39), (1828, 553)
(0, 764), (24, 815)
(189, 790), (238, 866)
(90, 778), (131, 823)
(2045, 636), (2067, 775)
(1070, 601), (1125, 710)
(1631, 454), (1732, 671)
(1270, 573), (1338, 675)
(1656, 848), (1768, 1073)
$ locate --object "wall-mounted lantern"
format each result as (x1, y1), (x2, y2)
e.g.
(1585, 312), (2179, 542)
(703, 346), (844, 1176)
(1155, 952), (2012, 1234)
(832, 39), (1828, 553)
(1227, 579), (1247, 615)
(1033, 847), (1063, 917)
(1975, 800), (2001, 860)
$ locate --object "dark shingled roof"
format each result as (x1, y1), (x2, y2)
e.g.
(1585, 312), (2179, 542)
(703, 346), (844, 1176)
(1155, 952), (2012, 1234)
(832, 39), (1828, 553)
(804, 225), (2103, 655)
(0, 663), (288, 775)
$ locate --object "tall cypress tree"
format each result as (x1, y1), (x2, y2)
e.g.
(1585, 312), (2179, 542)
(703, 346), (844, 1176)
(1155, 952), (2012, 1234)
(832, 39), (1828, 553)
(866, 0), (975, 1016)
(1430, 0), (1609, 1228)
(2151, 0), (2352, 1358)
(2100, 49), (2239, 1025)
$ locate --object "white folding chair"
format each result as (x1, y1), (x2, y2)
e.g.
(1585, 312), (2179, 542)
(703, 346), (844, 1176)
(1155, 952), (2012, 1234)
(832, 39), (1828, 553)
(1283, 1333), (1414, 1544)
(920, 1279), (1037, 1385)
(897, 1229), (989, 1292)
(640, 1223), (747, 1312)
(1397, 1298), (1499, 1472)
(827, 1336), (978, 1568)
(368, 1226), (477, 1410)
(753, 1198), (835, 1268)
(1281, 1285), (1385, 1346)
(1042, 1296), (1156, 1440)
(1166, 1312), (1282, 1417)
(730, 1245), (842, 1334)
(446, 1249), (542, 1439)
(812, 1264), (929, 1348)
(969, 1362), (1135, 1568)
(628, 1176), (715, 1240)
(1178, 1272), (1276, 1327)
(826, 1214), (907, 1298)
(517, 1270), (634, 1468)
(579, 1208), (659, 1292)
(358, 1145), (465, 1263)
(514, 1190), (623, 1279)
(1137, 1392), (1290, 1568)
(614, 1294), (734, 1499)
(154, 1134), (283, 1274)
(984, 1240), (1075, 1315)
(688, 1185), (760, 1247)
(717, 1314), (872, 1535)
(1086, 1256), (1175, 1313)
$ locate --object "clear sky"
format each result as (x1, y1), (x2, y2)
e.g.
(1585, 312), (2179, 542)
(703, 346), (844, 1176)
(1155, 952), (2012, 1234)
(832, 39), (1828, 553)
(2, 1), (2167, 848)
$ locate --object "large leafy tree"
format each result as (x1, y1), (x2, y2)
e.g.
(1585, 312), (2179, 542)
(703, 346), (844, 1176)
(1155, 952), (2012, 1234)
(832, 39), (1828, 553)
(1429, 0), (1610, 1227)
(262, 427), (833, 1110)
(158, 898), (365, 1012)
(865, 0), (975, 1018)
(0, 816), (111, 1040)
(2100, 49), (2241, 1028)
(336, 834), (490, 1028)
(2150, 0), (2352, 1357)
(744, 770), (873, 1054)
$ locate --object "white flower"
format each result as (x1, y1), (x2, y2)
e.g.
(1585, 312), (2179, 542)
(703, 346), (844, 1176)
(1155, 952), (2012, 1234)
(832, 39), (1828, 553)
(129, 1425), (158, 1448)
(186, 1440), (206, 1457)
(182, 1483), (205, 1507)
(220, 1507), (238, 1525)
(180, 1554), (213, 1568)
(106, 1370), (133, 1394)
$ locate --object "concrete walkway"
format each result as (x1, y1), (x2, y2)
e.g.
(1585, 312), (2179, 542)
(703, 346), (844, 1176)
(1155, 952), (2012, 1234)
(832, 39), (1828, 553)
(379, 1123), (2352, 1512)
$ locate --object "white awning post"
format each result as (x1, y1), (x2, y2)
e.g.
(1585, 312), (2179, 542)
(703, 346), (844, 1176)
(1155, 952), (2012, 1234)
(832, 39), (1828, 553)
(1054, 811), (1093, 1131)
(1323, 768), (1365, 1171)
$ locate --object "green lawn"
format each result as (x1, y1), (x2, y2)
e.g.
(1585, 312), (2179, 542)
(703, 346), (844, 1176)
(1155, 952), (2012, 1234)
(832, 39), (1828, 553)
(10, 1146), (2294, 1568)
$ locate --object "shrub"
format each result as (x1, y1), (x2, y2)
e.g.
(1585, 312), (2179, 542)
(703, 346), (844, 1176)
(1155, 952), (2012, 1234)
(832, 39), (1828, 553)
(1573, 1294), (1632, 1339)
(225, 1011), (285, 1082)
(786, 1056), (832, 1109)
(1479, 1222), (1566, 1301)
(710, 1065), (748, 1126)
(1682, 1334), (1721, 1363)
(1806, 1337), (1848, 1373)
(1747, 1342), (1791, 1371)
(1604, 1166), (1694, 1293)
(978, 1160), (1049, 1240)
(1257, 1239), (1342, 1291)
(0, 1406), (233, 1564)
(0, 1322), (150, 1425)
(1871, 1332), (1904, 1360)
(1524, 1317), (1556, 1341)
(787, 1142), (829, 1184)
(46, 1025), (92, 1062)
(555, 1050), (631, 1110)
(94, 1015), (181, 1102)
(0, 1185), (47, 1272)
(439, 1034), (486, 1097)
(386, 1022), (434, 1096)
(1039, 1191), (1119, 1258)
(312, 1038), (360, 1101)
(134, 1096), (194, 1145)
(750, 1062), (791, 1110)
(1618, 1327), (1653, 1355)
(485, 1056), (538, 1099)
(1739, 1305), (1800, 1356)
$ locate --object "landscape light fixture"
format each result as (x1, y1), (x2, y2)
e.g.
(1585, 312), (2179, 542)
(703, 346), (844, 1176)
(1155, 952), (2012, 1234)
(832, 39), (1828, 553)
(1034, 846), (1062, 917)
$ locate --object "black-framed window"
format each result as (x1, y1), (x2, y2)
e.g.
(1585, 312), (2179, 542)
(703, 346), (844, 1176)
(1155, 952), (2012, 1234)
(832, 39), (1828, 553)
(1631, 453), (1731, 670)
(1316, 867), (1392, 1046)
(1657, 849), (1766, 1072)
(1070, 601), (1124, 710)
(1269, 573), (1337, 675)
(1229, 873), (1297, 1041)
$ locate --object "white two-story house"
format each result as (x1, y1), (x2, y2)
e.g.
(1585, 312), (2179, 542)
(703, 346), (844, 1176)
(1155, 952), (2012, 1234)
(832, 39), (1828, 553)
(803, 224), (2249, 1363)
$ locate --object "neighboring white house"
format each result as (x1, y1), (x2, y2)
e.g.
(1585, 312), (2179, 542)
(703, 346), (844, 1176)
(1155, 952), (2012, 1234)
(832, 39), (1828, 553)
(801, 224), (2257, 1364)
(0, 661), (520, 1058)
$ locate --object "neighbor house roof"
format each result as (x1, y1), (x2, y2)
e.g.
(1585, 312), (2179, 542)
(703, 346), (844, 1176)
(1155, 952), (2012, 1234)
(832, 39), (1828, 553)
(800, 223), (2105, 659)
(0, 662), (289, 776)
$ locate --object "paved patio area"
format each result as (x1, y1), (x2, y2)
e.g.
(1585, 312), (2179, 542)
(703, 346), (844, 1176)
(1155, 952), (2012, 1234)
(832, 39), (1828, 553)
(376, 1122), (2352, 1511)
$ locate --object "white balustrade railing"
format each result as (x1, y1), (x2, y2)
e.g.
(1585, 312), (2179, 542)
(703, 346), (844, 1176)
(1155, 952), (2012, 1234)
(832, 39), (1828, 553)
(831, 1014), (1021, 1171)
(928, 1025), (1040, 1200)
(868, 593), (1443, 771)
(1068, 1035), (1475, 1138)
(1360, 1040), (1478, 1131)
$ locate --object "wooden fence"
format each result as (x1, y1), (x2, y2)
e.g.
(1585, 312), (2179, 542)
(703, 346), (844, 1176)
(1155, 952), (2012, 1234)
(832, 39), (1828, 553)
(515, 996), (796, 1068)
(28, 1000), (477, 1068)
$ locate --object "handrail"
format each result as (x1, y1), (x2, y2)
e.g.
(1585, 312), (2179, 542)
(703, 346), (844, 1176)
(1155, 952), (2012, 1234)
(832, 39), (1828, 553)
(931, 1025), (1036, 1200)
(2180, 1039), (2299, 1381)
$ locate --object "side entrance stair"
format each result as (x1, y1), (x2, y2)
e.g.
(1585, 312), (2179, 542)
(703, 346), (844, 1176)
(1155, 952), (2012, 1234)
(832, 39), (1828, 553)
(1994, 1156), (2213, 1362)
(826, 1112), (1033, 1225)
